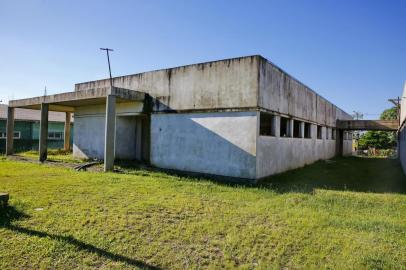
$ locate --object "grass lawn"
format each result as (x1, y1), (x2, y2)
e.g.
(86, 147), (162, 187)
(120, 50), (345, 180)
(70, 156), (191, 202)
(18, 149), (87, 163)
(0, 156), (405, 269)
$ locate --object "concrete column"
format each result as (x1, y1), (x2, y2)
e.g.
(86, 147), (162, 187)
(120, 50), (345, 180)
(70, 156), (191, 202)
(336, 129), (343, 156)
(39, 103), (49, 162)
(6, 107), (15, 155)
(64, 112), (71, 151)
(104, 95), (116, 171)
(274, 116), (281, 137)
(135, 117), (142, 160)
(289, 119), (294, 137)
(300, 122), (305, 138)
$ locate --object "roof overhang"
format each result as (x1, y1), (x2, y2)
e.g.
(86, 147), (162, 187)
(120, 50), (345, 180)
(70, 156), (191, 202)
(9, 87), (146, 112)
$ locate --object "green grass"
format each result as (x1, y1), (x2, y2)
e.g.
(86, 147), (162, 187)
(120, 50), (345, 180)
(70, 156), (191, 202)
(18, 149), (86, 163)
(0, 156), (405, 269)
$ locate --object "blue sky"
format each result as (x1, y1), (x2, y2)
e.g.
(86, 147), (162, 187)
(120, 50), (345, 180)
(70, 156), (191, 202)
(1, 0), (405, 118)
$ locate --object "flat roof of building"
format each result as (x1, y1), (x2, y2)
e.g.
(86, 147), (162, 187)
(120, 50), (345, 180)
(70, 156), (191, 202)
(0, 104), (69, 122)
(8, 87), (146, 112)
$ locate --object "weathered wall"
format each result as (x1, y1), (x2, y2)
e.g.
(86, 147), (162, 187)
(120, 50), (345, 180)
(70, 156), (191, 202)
(71, 55), (355, 179)
(150, 111), (257, 179)
(398, 83), (406, 173)
(258, 58), (352, 124)
(256, 58), (352, 178)
(73, 102), (144, 159)
(256, 114), (352, 178)
(75, 56), (259, 112)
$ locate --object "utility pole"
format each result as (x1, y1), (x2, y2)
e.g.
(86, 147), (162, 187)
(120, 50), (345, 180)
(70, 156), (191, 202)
(100, 48), (114, 88)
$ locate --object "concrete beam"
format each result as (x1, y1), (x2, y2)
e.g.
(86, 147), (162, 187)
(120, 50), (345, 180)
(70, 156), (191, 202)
(9, 87), (145, 109)
(39, 103), (49, 162)
(135, 117), (142, 160)
(64, 112), (71, 151)
(104, 95), (116, 171)
(6, 107), (14, 155)
(337, 120), (398, 131)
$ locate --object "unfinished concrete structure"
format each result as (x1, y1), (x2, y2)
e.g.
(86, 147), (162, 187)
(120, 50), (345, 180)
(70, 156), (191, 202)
(7, 55), (355, 181)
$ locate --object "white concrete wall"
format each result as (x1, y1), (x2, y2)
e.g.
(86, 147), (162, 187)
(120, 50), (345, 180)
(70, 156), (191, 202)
(75, 56), (259, 112)
(395, 83), (406, 173)
(256, 115), (351, 178)
(73, 102), (144, 160)
(399, 83), (406, 173)
(150, 111), (257, 179)
(258, 59), (352, 124)
(256, 59), (353, 178)
(400, 82), (406, 125)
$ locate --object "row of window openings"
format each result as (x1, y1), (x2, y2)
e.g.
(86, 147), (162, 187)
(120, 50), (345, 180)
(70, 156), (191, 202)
(260, 112), (351, 140)
(0, 131), (63, 140)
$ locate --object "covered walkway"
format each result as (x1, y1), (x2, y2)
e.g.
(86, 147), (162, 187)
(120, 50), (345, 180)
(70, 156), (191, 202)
(6, 86), (148, 171)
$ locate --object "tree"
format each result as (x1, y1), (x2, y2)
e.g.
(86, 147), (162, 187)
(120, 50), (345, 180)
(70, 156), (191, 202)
(380, 107), (398, 121)
(358, 107), (397, 150)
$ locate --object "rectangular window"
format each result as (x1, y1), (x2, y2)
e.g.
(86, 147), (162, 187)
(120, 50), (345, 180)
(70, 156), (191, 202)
(0, 131), (20, 139)
(332, 128), (336, 140)
(317, 125), (323, 139)
(293, 120), (302, 138)
(259, 112), (275, 136)
(280, 117), (290, 137)
(13, 131), (21, 139)
(48, 132), (63, 140)
(304, 123), (312, 138)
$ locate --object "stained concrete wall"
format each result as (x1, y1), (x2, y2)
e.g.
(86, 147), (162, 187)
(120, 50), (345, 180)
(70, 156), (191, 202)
(398, 83), (406, 173)
(256, 114), (352, 178)
(72, 55), (354, 179)
(256, 59), (352, 178)
(73, 102), (144, 159)
(150, 111), (257, 179)
(75, 56), (260, 112)
(258, 58), (352, 124)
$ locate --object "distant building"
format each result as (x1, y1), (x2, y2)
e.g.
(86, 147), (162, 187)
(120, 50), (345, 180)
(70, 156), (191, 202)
(0, 104), (73, 153)
(6, 55), (353, 181)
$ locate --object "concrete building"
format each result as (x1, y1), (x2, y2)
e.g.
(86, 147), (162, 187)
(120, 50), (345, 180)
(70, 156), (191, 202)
(398, 83), (406, 172)
(0, 104), (73, 153)
(7, 55), (354, 181)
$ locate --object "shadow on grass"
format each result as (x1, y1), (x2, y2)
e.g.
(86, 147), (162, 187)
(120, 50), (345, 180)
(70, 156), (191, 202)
(259, 156), (406, 194)
(0, 206), (162, 270)
(117, 157), (406, 195)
